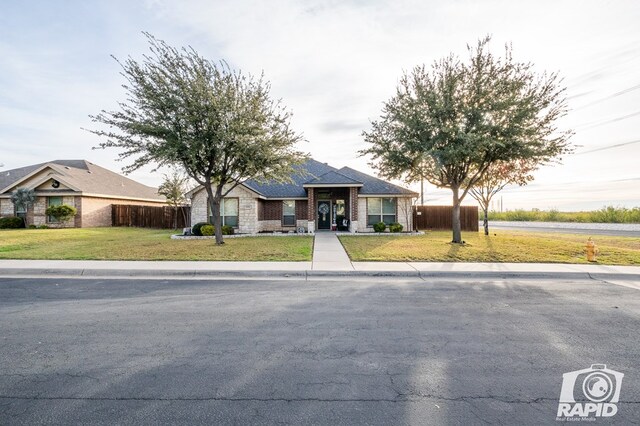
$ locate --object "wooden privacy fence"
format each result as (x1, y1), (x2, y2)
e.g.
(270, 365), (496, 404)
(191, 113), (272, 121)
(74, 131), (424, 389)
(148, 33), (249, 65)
(413, 205), (479, 231)
(112, 205), (191, 229)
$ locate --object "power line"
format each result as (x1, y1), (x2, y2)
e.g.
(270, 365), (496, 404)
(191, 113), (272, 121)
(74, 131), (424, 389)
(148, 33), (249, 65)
(576, 110), (640, 131)
(575, 139), (640, 155)
(572, 83), (640, 111)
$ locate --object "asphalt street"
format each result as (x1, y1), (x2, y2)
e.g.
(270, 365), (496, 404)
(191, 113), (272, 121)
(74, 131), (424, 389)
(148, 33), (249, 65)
(488, 222), (640, 237)
(0, 277), (638, 425)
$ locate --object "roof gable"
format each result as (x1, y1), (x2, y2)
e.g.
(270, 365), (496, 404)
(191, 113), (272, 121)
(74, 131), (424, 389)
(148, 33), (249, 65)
(0, 160), (165, 201)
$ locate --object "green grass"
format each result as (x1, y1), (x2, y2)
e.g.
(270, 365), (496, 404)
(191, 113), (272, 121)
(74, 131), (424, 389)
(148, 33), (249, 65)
(339, 230), (640, 265)
(487, 206), (640, 223)
(0, 227), (313, 261)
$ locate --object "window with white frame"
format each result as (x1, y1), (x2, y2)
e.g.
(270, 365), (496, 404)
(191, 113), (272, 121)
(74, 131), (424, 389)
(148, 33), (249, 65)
(282, 200), (295, 226)
(208, 198), (239, 227)
(367, 197), (396, 226)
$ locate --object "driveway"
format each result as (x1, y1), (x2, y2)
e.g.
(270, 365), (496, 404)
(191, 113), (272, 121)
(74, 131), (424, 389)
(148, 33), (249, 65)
(1, 277), (638, 425)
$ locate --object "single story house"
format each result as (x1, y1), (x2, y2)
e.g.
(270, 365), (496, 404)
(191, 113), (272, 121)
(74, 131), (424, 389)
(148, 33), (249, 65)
(188, 159), (418, 233)
(0, 160), (166, 227)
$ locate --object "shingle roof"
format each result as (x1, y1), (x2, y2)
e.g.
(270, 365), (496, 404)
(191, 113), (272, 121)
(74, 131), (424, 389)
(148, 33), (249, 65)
(304, 170), (363, 186)
(187, 158), (416, 199)
(0, 160), (165, 201)
(0, 162), (47, 191)
(243, 159), (338, 198)
(337, 167), (418, 196)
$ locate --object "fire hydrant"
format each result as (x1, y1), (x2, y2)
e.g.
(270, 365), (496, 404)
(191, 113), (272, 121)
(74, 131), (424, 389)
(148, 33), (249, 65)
(586, 237), (599, 262)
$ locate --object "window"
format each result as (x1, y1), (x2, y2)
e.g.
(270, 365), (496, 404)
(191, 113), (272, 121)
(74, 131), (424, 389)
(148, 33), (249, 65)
(47, 196), (63, 223)
(367, 197), (396, 226)
(15, 204), (26, 221)
(208, 198), (239, 227)
(282, 200), (295, 226)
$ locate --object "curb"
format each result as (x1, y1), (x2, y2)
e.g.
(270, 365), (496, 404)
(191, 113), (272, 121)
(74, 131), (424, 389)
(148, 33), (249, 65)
(1, 268), (639, 281)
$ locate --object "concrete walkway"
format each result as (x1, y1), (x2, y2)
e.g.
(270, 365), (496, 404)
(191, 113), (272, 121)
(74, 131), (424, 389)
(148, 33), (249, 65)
(311, 232), (353, 271)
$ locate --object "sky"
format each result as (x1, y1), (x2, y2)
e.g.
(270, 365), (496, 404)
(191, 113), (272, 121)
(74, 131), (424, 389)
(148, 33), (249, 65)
(1, 0), (639, 211)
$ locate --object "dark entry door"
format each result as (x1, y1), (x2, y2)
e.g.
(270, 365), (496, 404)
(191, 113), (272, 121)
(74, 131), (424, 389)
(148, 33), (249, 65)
(317, 201), (331, 230)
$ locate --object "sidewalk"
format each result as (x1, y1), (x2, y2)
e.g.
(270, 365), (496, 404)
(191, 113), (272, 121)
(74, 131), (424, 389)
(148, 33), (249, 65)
(1, 258), (639, 282)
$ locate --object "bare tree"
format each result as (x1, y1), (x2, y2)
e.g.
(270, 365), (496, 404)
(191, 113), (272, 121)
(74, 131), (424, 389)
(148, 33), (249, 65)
(469, 160), (536, 235)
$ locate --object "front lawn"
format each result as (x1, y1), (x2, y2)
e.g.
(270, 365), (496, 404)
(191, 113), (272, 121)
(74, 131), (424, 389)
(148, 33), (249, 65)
(0, 227), (313, 261)
(339, 230), (640, 265)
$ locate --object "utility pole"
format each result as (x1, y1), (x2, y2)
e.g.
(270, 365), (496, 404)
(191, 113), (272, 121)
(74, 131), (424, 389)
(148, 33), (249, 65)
(420, 177), (424, 206)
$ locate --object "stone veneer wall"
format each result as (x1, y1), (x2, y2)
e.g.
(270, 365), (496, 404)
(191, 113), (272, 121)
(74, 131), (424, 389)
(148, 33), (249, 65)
(30, 196), (79, 228)
(190, 185), (258, 234)
(0, 199), (14, 217)
(356, 196), (413, 232)
(191, 189), (310, 234)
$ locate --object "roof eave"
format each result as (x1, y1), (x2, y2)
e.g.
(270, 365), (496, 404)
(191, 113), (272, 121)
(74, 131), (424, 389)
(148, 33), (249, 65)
(302, 183), (363, 188)
(185, 183), (266, 199)
(80, 192), (167, 203)
(358, 192), (418, 197)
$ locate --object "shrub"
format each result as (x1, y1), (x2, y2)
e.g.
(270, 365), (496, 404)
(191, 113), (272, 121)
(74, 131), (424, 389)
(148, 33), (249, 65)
(45, 204), (77, 223)
(38, 224), (49, 229)
(191, 222), (209, 236)
(542, 209), (560, 222)
(589, 206), (640, 223)
(28, 224), (37, 229)
(388, 222), (403, 233)
(221, 225), (234, 235)
(505, 209), (539, 221)
(200, 224), (214, 236)
(373, 222), (386, 233)
(0, 217), (25, 229)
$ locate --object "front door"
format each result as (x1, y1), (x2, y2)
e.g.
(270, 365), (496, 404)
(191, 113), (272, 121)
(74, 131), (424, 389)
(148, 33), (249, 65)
(317, 200), (331, 230)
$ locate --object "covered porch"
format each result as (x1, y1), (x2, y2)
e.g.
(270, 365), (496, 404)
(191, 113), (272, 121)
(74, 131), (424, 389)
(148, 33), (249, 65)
(303, 171), (362, 233)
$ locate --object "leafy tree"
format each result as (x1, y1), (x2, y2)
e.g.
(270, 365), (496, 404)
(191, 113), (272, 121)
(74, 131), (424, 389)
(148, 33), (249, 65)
(88, 33), (305, 244)
(45, 204), (78, 224)
(158, 168), (190, 229)
(361, 37), (572, 243)
(10, 188), (36, 223)
(469, 159), (535, 236)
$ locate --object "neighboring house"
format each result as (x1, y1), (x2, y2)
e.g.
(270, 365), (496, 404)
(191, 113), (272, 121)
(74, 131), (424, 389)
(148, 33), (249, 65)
(0, 160), (166, 227)
(188, 159), (418, 233)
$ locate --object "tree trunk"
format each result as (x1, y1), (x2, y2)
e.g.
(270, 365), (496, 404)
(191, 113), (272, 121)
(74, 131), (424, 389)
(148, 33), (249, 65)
(180, 205), (188, 228)
(483, 207), (489, 236)
(204, 183), (225, 245)
(451, 186), (462, 243)
(173, 205), (178, 230)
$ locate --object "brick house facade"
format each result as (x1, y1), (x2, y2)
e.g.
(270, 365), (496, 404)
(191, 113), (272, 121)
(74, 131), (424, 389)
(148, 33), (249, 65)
(188, 159), (417, 233)
(0, 160), (166, 227)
